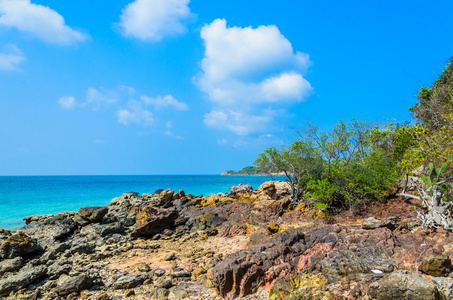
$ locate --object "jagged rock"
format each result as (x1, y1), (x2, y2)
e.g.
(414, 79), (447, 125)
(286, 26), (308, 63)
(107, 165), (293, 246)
(158, 189), (175, 206)
(0, 257), (24, 275)
(23, 214), (54, 225)
(419, 255), (451, 277)
(55, 274), (93, 295)
(78, 206), (108, 223)
(131, 207), (178, 237)
(229, 183), (253, 194)
(96, 222), (124, 237)
(367, 271), (439, 299)
(0, 232), (41, 259)
(113, 273), (149, 290)
(16, 221), (74, 240)
(0, 265), (47, 296)
(173, 189), (185, 200)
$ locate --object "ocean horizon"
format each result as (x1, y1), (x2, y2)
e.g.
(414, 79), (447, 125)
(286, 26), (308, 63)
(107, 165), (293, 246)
(0, 175), (282, 230)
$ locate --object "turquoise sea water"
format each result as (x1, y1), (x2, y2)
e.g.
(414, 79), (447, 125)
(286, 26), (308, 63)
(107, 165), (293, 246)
(0, 175), (282, 230)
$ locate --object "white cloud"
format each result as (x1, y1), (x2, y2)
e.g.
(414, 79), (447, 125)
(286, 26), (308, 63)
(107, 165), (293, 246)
(0, 44), (25, 71)
(118, 100), (154, 126)
(204, 109), (274, 136)
(141, 95), (189, 111)
(0, 0), (87, 45)
(57, 95), (77, 110)
(86, 87), (118, 110)
(118, 0), (192, 41)
(196, 19), (313, 135)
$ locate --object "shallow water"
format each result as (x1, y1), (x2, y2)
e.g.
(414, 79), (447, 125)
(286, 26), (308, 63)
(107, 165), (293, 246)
(0, 175), (282, 230)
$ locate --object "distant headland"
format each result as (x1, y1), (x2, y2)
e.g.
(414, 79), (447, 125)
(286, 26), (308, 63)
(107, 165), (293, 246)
(221, 166), (285, 176)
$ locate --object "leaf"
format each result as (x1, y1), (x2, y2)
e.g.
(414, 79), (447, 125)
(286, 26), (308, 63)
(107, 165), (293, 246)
(429, 163), (434, 171)
(421, 175), (428, 182)
(450, 154), (453, 161)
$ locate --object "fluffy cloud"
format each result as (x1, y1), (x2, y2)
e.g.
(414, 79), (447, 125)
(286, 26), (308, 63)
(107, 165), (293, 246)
(0, 44), (25, 71)
(57, 96), (77, 110)
(141, 95), (189, 110)
(118, 0), (192, 41)
(196, 19), (312, 135)
(118, 100), (154, 126)
(0, 0), (87, 45)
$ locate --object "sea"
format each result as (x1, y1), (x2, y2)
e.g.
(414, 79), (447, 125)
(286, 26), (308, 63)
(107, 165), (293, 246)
(0, 175), (282, 230)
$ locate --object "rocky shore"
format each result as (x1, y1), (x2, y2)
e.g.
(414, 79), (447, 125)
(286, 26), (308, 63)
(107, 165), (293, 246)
(1, 181), (453, 299)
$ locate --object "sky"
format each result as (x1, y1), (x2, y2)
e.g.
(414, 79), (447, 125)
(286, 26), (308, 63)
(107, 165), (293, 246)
(1, 0), (453, 176)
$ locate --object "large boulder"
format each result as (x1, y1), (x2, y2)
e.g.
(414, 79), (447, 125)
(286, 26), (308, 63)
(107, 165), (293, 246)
(0, 265), (47, 296)
(78, 206), (108, 223)
(131, 207), (178, 237)
(419, 255), (451, 277)
(0, 233), (41, 259)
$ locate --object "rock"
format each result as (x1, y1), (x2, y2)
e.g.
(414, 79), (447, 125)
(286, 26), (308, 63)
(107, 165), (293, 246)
(23, 214), (53, 225)
(0, 229), (11, 236)
(432, 277), (453, 299)
(16, 221), (74, 240)
(164, 252), (176, 261)
(0, 257), (24, 275)
(55, 274), (93, 296)
(149, 288), (169, 299)
(158, 189), (175, 206)
(367, 271), (439, 299)
(154, 269), (166, 277)
(229, 184), (253, 194)
(0, 232), (41, 259)
(0, 265), (47, 296)
(362, 217), (382, 229)
(173, 189), (185, 200)
(268, 221), (280, 233)
(125, 289), (135, 297)
(419, 255), (451, 277)
(362, 217), (397, 230)
(269, 273), (331, 300)
(131, 207), (178, 237)
(170, 270), (191, 278)
(135, 262), (150, 272)
(113, 273), (149, 290)
(78, 206), (108, 223)
(155, 278), (173, 289)
(96, 222), (124, 237)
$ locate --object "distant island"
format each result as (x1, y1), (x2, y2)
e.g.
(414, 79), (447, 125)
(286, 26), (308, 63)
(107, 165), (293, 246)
(221, 166), (285, 176)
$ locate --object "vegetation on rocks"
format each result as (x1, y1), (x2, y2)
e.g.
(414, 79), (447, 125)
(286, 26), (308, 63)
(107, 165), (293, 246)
(256, 56), (453, 215)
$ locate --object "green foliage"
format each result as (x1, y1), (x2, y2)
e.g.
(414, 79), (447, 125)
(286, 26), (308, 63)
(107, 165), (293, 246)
(256, 119), (401, 210)
(420, 155), (453, 202)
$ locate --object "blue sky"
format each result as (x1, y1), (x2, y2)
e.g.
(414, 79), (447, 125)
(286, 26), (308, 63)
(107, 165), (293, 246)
(1, 0), (453, 175)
